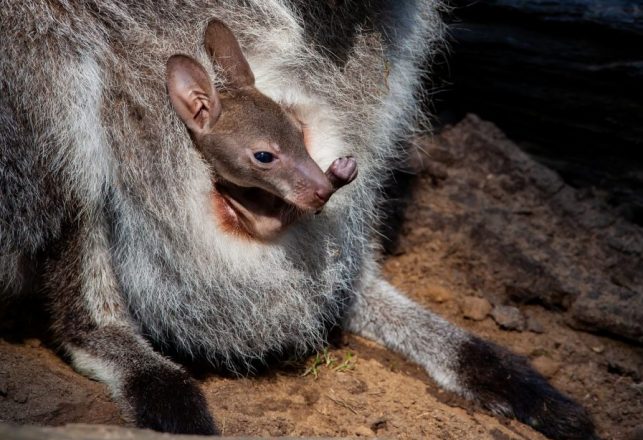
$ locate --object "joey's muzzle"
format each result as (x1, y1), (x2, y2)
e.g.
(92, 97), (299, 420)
(287, 159), (335, 212)
(211, 155), (357, 241)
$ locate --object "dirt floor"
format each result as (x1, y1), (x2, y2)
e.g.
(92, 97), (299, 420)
(1, 116), (642, 439)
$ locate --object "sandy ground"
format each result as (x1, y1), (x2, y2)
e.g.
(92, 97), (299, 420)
(1, 117), (641, 439)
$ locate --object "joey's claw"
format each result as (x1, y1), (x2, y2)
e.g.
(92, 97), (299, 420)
(326, 156), (358, 189)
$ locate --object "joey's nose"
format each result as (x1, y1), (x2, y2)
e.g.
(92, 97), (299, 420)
(292, 158), (335, 210)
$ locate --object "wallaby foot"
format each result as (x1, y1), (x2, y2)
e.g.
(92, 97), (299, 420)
(46, 225), (218, 435)
(66, 328), (219, 435)
(457, 337), (597, 440)
(126, 363), (218, 435)
(345, 271), (597, 440)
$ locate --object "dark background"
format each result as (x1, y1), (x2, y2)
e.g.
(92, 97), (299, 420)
(430, 0), (643, 225)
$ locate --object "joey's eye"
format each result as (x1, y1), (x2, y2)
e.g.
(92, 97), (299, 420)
(254, 151), (274, 163)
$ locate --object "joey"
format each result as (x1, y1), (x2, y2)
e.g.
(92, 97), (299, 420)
(166, 18), (357, 240)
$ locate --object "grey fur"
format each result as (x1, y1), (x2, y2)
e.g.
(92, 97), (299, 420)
(1, 0), (438, 365)
(345, 259), (469, 394)
(0, 1), (594, 438)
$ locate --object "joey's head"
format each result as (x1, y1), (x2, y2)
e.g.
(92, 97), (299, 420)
(166, 18), (341, 240)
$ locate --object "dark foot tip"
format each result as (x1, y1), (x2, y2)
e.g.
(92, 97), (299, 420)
(127, 367), (219, 435)
(458, 337), (597, 440)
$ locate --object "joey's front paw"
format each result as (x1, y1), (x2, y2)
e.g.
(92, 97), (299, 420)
(125, 367), (218, 435)
(326, 156), (358, 189)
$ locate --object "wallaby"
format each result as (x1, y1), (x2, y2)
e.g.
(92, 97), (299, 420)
(0, 2), (595, 439)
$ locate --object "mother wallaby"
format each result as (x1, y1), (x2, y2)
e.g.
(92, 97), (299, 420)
(0, 1), (595, 439)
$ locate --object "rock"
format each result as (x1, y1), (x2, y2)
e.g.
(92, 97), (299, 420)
(423, 285), (455, 303)
(591, 345), (605, 354)
(460, 296), (492, 321)
(527, 165), (564, 196)
(571, 285), (643, 343)
(489, 428), (518, 440)
(354, 425), (375, 437)
(415, 115), (643, 342)
(531, 356), (561, 378)
(12, 387), (29, 404)
(491, 305), (525, 331)
(525, 316), (544, 334)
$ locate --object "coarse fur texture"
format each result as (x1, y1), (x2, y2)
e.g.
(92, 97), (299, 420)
(0, 0), (431, 370)
(0, 1), (595, 438)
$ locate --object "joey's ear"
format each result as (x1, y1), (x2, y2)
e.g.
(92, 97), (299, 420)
(166, 54), (222, 134)
(204, 18), (255, 88)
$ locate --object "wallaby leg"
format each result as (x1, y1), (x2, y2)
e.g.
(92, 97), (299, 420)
(344, 269), (596, 440)
(45, 220), (217, 435)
